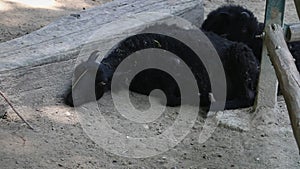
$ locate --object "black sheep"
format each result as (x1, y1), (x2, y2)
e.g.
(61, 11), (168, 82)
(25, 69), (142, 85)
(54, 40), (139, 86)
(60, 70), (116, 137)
(202, 5), (262, 60)
(202, 5), (300, 72)
(288, 41), (300, 72)
(65, 32), (259, 110)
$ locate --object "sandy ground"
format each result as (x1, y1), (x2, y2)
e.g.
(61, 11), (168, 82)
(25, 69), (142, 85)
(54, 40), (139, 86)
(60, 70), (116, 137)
(0, 0), (299, 43)
(0, 0), (111, 43)
(1, 0), (300, 168)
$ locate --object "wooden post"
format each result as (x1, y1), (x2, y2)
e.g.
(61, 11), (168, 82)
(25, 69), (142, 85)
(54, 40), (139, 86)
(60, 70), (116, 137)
(294, 0), (300, 19)
(255, 0), (285, 110)
(265, 23), (300, 153)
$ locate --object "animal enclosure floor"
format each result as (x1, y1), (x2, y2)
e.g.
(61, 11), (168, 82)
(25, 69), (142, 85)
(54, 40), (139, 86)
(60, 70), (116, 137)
(1, 0), (300, 168)
(0, 93), (300, 168)
(0, 0), (299, 43)
(0, 0), (111, 43)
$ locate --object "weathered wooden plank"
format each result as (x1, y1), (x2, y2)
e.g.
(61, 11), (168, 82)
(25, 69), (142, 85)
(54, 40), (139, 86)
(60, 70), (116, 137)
(0, 0), (203, 106)
(255, 0), (285, 110)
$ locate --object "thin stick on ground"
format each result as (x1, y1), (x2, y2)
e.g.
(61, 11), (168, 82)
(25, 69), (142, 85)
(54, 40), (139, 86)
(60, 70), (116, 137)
(0, 90), (34, 130)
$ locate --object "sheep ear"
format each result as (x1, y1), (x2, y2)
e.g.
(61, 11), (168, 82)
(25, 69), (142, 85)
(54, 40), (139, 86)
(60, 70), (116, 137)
(88, 50), (100, 62)
(240, 12), (250, 20)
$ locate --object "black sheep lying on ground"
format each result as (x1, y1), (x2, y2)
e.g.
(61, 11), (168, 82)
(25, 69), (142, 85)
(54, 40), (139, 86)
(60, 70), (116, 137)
(65, 32), (259, 110)
(202, 5), (300, 72)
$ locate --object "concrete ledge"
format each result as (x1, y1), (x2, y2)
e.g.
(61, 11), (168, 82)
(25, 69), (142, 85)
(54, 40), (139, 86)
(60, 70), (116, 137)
(0, 0), (203, 106)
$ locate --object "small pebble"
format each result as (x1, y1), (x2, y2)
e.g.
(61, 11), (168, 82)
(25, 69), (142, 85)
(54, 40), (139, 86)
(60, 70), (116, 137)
(157, 159), (166, 164)
(261, 133), (267, 137)
(70, 14), (80, 19)
(157, 129), (162, 134)
(143, 124), (149, 129)
(65, 111), (71, 116)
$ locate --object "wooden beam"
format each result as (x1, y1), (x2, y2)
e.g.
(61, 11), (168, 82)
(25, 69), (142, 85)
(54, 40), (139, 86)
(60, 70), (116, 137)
(265, 23), (300, 153)
(285, 23), (300, 42)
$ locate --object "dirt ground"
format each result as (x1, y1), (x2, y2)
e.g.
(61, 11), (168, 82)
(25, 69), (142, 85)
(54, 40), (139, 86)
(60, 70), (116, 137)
(1, 0), (300, 168)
